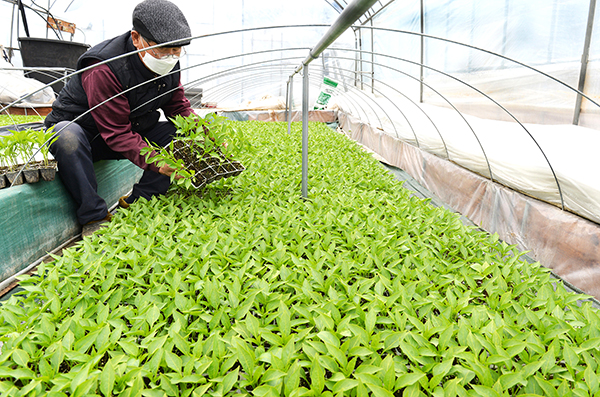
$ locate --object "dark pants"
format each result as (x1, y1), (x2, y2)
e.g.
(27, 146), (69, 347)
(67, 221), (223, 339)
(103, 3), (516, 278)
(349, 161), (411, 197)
(49, 121), (176, 225)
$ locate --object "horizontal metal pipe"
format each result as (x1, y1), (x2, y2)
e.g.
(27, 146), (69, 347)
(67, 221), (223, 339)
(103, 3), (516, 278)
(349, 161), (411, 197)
(295, 0), (378, 73)
(0, 25), (328, 115)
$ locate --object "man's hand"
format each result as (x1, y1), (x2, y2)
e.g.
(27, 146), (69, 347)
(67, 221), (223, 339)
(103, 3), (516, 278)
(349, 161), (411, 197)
(159, 164), (184, 179)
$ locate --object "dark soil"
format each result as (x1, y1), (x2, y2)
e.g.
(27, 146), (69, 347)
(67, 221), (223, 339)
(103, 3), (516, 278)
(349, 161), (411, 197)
(23, 168), (39, 183)
(39, 160), (57, 182)
(5, 170), (24, 186)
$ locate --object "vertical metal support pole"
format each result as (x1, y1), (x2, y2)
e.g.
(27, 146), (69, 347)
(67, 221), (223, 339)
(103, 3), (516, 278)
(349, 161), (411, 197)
(371, 20), (375, 94)
(420, 0), (425, 103)
(574, 0), (596, 125)
(285, 79), (290, 122)
(17, 0), (30, 38)
(359, 28), (364, 90)
(354, 30), (359, 87)
(291, 0), (378, 199)
(46, 0), (50, 38)
(9, 3), (16, 61)
(287, 76), (294, 134)
(301, 65), (309, 199)
(241, 0), (245, 104)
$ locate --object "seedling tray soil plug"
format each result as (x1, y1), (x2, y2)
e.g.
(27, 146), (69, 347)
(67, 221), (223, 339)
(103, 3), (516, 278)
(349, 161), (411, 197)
(1, 121), (599, 396)
(0, 125), (58, 189)
(0, 160), (58, 188)
(171, 139), (245, 189)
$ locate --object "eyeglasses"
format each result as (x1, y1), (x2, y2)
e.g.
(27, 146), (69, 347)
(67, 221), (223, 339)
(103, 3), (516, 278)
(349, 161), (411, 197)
(142, 37), (186, 60)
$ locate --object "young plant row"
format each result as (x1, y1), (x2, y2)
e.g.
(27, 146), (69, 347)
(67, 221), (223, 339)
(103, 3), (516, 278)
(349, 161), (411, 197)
(0, 127), (57, 188)
(0, 115), (45, 127)
(0, 121), (599, 397)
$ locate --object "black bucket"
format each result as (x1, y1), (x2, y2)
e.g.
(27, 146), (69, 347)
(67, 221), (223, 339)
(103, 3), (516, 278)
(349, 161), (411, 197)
(18, 37), (90, 93)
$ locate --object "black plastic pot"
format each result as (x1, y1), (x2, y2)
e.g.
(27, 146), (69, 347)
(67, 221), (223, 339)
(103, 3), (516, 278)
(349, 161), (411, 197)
(40, 163), (57, 182)
(19, 37), (90, 93)
(6, 171), (24, 186)
(23, 168), (40, 184)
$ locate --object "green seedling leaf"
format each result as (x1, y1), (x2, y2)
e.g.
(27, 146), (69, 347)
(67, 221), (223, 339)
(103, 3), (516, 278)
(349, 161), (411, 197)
(117, 340), (139, 356)
(365, 307), (378, 335)
(160, 373), (178, 396)
(497, 372), (526, 390)
(165, 350), (183, 374)
(533, 376), (559, 397)
(396, 372), (426, 389)
(311, 355), (325, 394)
(261, 368), (287, 383)
(471, 384), (501, 397)
(333, 378), (359, 394)
(381, 355), (395, 391)
(11, 349), (29, 367)
(234, 337), (256, 375)
(39, 357), (54, 378)
(100, 360), (116, 397)
(278, 301), (291, 339)
(366, 382), (395, 397)
(222, 367), (239, 395)
(284, 360), (302, 397)
(318, 331), (340, 348)
(70, 364), (90, 395)
(562, 343), (579, 368)
(146, 305), (161, 327)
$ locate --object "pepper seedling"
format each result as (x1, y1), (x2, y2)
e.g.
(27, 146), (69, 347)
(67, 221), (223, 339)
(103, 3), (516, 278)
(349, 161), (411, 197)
(29, 127), (57, 167)
(142, 113), (243, 190)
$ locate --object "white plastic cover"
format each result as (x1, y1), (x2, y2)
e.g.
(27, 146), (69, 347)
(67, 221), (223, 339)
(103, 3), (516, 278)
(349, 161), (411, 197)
(372, 0), (599, 127)
(0, 59), (54, 106)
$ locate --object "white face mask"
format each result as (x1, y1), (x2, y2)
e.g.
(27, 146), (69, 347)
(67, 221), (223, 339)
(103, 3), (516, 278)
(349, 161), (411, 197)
(142, 53), (179, 76)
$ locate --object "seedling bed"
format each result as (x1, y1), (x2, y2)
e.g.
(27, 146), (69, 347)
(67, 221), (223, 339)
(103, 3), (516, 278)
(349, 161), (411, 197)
(0, 121), (599, 397)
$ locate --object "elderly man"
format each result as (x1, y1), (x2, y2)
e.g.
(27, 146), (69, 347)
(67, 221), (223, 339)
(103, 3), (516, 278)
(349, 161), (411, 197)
(44, 0), (195, 236)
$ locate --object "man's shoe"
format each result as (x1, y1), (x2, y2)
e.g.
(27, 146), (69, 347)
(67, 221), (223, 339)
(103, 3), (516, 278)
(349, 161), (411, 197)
(119, 196), (130, 209)
(82, 213), (112, 238)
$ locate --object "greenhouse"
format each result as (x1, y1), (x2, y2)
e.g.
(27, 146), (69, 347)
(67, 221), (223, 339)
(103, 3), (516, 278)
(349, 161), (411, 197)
(1, 0), (600, 395)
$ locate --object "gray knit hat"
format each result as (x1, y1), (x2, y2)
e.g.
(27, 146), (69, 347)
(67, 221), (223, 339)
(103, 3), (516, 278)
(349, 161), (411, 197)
(132, 0), (191, 47)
